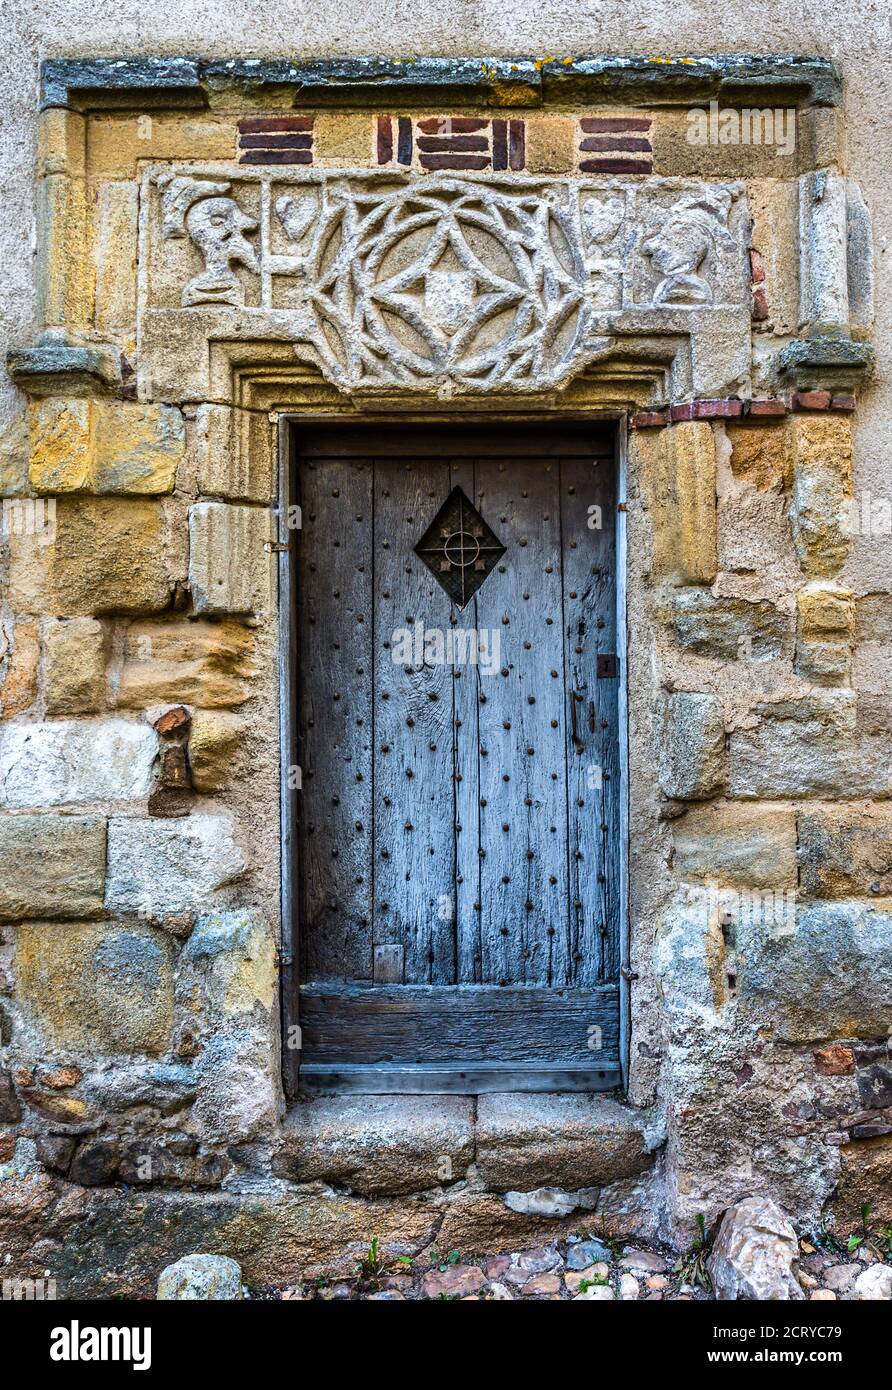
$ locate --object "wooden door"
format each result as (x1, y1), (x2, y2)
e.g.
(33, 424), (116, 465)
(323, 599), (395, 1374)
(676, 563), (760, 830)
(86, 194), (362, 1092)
(293, 424), (621, 1092)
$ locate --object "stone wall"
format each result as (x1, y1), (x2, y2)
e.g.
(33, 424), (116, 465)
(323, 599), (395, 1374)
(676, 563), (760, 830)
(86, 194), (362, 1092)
(0, 32), (890, 1294)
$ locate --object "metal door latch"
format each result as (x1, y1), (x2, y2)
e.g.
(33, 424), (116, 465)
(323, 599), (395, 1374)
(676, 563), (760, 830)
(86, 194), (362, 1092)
(264, 540), (292, 553)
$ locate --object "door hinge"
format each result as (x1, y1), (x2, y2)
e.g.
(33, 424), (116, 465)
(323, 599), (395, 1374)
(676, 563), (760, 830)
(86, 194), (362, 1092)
(620, 965), (639, 982)
(597, 653), (618, 679)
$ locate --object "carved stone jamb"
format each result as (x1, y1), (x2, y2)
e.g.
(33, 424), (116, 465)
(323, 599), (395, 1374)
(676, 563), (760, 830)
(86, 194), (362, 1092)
(773, 169), (876, 392)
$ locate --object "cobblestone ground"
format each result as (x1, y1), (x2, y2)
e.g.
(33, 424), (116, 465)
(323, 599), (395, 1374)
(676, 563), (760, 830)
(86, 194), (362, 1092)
(276, 1233), (892, 1301)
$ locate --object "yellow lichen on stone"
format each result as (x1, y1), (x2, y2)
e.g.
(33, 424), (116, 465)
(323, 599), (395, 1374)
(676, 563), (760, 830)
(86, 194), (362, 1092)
(116, 620), (256, 708)
(37, 108), (86, 179)
(28, 399), (184, 496)
(28, 399), (92, 492)
(37, 174), (94, 330)
(0, 619), (40, 718)
(14, 921), (174, 1055)
(8, 497), (173, 616)
(795, 582), (854, 682)
(189, 710), (244, 791)
(638, 421), (718, 584)
(725, 421), (791, 491)
(86, 113), (237, 180)
(44, 617), (108, 715)
(797, 583), (854, 636)
(789, 413), (853, 578)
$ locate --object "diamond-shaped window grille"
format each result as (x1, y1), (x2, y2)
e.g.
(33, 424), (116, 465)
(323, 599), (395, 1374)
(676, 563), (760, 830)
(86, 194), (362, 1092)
(414, 486), (507, 610)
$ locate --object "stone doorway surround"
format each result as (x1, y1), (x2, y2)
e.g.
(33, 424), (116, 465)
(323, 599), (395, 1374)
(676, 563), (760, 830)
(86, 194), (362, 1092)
(0, 54), (887, 1295)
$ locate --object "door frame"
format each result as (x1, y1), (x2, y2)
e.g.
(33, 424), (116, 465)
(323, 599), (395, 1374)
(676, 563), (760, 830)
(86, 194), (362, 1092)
(277, 411), (630, 1100)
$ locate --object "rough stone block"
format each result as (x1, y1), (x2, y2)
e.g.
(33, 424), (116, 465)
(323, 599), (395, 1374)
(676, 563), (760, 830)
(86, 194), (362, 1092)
(788, 414), (852, 578)
(29, 399), (184, 495)
(662, 589), (788, 661)
(188, 711), (244, 791)
(37, 173), (92, 331)
(833, 1138), (892, 1230)
(188, 503), (274, 615)
(524, 115), (575, 173)
(0, 415), (31, 496)
(44, 618), (107, 715)
(795, 583), (853, 683)
(277, 1096), (475, 1195)
(14, 922), (173, 1054)
(672, 803), (797, 889)
(856, 593), (892, 643)
(115, 620), (255, 709)
(799, 169), (849, 332)
(0, 718), (157, 808)
(182, 910), (276, 1017)
(93, 181), (139, 333)
(105, 813), (246, 915)
(707, 1196), (803, 1301)
(730, 694), (892, 798)
(37, 108), (86, 179)
(0, 814), (106, 919)
(313, 111), (373, 164)
(639, 422), (718, 585)
(658, 692), (726, 800)
(157, 1254), (243, 1301)
(475, 1093), (651, 1191)
(0, 620), (39, 719)
(725, 421), (791, 491)
(8, 498), (174, 616)
(798, 804), (892, 898)
(193, 405), (274, 503)
(735, 900), (892, 1041)
(192, 1030), (278, 1146)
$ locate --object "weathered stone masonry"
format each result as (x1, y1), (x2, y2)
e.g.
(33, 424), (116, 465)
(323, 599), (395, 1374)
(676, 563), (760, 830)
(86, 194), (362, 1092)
(0, 54), (889, 1294)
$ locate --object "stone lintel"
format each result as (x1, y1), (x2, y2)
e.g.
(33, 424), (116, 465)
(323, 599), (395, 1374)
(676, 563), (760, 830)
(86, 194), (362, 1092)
(40, 53), (841, 114)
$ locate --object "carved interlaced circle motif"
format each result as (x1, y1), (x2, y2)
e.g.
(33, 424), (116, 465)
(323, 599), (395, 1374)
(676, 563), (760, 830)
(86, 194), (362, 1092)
(302, 180), (593, 391)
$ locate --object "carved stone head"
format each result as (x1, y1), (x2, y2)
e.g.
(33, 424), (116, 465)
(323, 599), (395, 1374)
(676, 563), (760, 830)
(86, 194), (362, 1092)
(156, 174), (259, 308)
(641, 190), (733, 306)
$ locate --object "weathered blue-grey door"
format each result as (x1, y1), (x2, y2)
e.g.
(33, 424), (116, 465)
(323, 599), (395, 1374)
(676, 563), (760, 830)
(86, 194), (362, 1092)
(294, 424), (621, 1092)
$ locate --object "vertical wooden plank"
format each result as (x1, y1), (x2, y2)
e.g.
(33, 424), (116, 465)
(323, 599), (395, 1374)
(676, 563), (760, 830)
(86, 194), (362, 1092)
(473, 456), (571, 986)
(449, 457), (483, 984)
(560, 452), (620, 986)
(373, 458), (456, 985)
(297, 456), (374, 980)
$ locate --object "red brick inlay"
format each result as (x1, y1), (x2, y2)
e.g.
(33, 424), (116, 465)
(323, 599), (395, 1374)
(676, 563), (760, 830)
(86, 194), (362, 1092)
(578, 115), (653, 175)
(237, 116), (314, 165)
(629, 395), (857, 429)
(376, 116), (525, 171)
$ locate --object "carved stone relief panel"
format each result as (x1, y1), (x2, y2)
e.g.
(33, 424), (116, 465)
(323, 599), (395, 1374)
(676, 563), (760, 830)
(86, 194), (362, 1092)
(140, 168), (751, 398)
